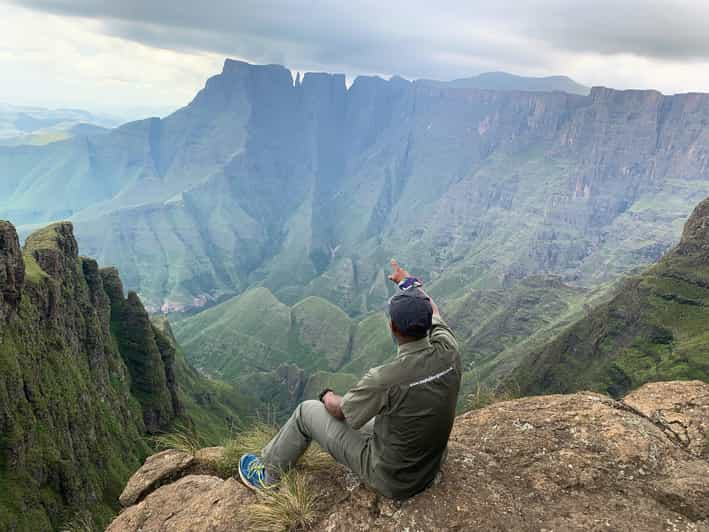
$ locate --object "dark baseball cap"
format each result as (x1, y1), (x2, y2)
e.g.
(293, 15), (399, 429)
(387, 288), (433, 339)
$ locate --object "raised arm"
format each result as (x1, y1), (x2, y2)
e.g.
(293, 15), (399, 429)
(388, 258), (456, 350)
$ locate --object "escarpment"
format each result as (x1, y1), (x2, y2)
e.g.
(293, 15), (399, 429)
(0, 221), (182, 531)
(0, 220), (24, 322)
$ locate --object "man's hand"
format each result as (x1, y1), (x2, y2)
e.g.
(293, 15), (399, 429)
(388, 258), (440, 317)
(388, 259), (410, 284)
(322, 391), (345, 420)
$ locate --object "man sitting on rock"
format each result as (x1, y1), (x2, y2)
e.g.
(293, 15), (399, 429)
(238, 259), (461, 500)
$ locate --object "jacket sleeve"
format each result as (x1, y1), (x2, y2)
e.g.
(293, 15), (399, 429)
(430, 314), (458, 352)
(341, 368), (389, 430)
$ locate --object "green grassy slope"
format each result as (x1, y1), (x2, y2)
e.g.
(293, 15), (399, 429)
(173, 288), (354, 378)
(512, 198), (709, 397)
(152, 316), (256, 445)
(174, 273), (598, 414)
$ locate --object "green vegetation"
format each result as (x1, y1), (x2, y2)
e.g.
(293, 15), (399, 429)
(0, 222), (251, 531)
(511, 199), (709, 397)
(173, 288), (371, 418)
(0, 258), (149, 531)
(152, 424), (204, 457)
(59, 511), (97, 532)
(21, 252), (48, 283)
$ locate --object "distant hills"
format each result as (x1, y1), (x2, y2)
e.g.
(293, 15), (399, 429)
(172, 287), (391, 416)
(0, 103), (119, 146)
(416, 71), (589, 94)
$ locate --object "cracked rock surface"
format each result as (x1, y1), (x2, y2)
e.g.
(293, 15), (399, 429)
(624, 380), (709, 459)
(110, 381), (709, 532)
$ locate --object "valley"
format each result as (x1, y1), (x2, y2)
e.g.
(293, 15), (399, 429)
(1, 59), (709, 531)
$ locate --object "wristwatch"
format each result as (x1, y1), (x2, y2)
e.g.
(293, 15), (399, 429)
(318, 388), (334, 403)
(398, 277), (423, 291)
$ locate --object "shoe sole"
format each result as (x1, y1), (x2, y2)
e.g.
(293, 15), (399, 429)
(237, 460), (259, 491)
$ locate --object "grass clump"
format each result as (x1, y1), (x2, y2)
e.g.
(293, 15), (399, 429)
(22, 252), (48, 283)
(152, 423), (203, 457)
(466, 375), (519, 411)
(59, 511), (96, 532)
(216, 421), (334, 478)
(216, 421), (334, 530)
(245, 470), (319, 532)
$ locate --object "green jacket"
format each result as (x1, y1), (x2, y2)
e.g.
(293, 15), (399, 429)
(341, 314), (461, 499)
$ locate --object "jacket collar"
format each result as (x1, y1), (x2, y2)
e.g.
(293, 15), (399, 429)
(397, 336), (432, 358)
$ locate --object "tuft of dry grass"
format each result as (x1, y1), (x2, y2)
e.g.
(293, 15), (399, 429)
(152, 423), (203, 457)
(466, 375), (519, 411)
(60, 512), (96, 532)
(245, 470), (320, 532)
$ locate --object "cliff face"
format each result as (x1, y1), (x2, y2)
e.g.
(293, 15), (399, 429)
(0, 221), (180, 531)
(107, 380), (709, 532)
(101, 268), (180, 433)
(0, 221), (24, 322)
(512, 197), (709, 397)
(3, 61), (709, 314)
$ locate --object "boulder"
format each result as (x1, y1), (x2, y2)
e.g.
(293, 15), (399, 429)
(109, 475), (249, 532)
(118, 449), (196, 507)
(195, 446), (225, 465)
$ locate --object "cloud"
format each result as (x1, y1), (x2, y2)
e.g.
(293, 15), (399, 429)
(0, 2), (224, 116)
(2, 0), (709, 111)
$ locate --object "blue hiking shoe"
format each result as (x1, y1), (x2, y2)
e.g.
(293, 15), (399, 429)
(238, 454), (273, 491)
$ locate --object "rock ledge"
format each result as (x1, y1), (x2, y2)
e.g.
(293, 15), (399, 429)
(109, 381), (709, 532)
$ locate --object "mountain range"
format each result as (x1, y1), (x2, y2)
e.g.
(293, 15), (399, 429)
(1, 59), (709, 531)
(416, 71), (589, 94)
(3, 59), (708, 318)
(0, 103), (120, 146)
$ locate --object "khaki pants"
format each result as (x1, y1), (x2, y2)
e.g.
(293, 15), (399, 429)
(262, 400), (373, 480)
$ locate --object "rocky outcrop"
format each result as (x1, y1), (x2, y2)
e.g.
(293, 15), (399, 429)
(118, 450), (196, 507)
(24, 221), (78, 279)
(676, 197), (709, 261)
(0, 222), (150, 532)
(108, 476), (249, 532)
(0, 221), (249, 531)
(102, 267), (181, 433)
(110, 381), (709, 532)
(0, 220), (24, 322)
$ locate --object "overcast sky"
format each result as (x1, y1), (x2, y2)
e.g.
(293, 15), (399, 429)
(2, 0), (709, 119)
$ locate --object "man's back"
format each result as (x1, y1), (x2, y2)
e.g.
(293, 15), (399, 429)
(243, 262), (461, 502)
(342, 315), (461, 499)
